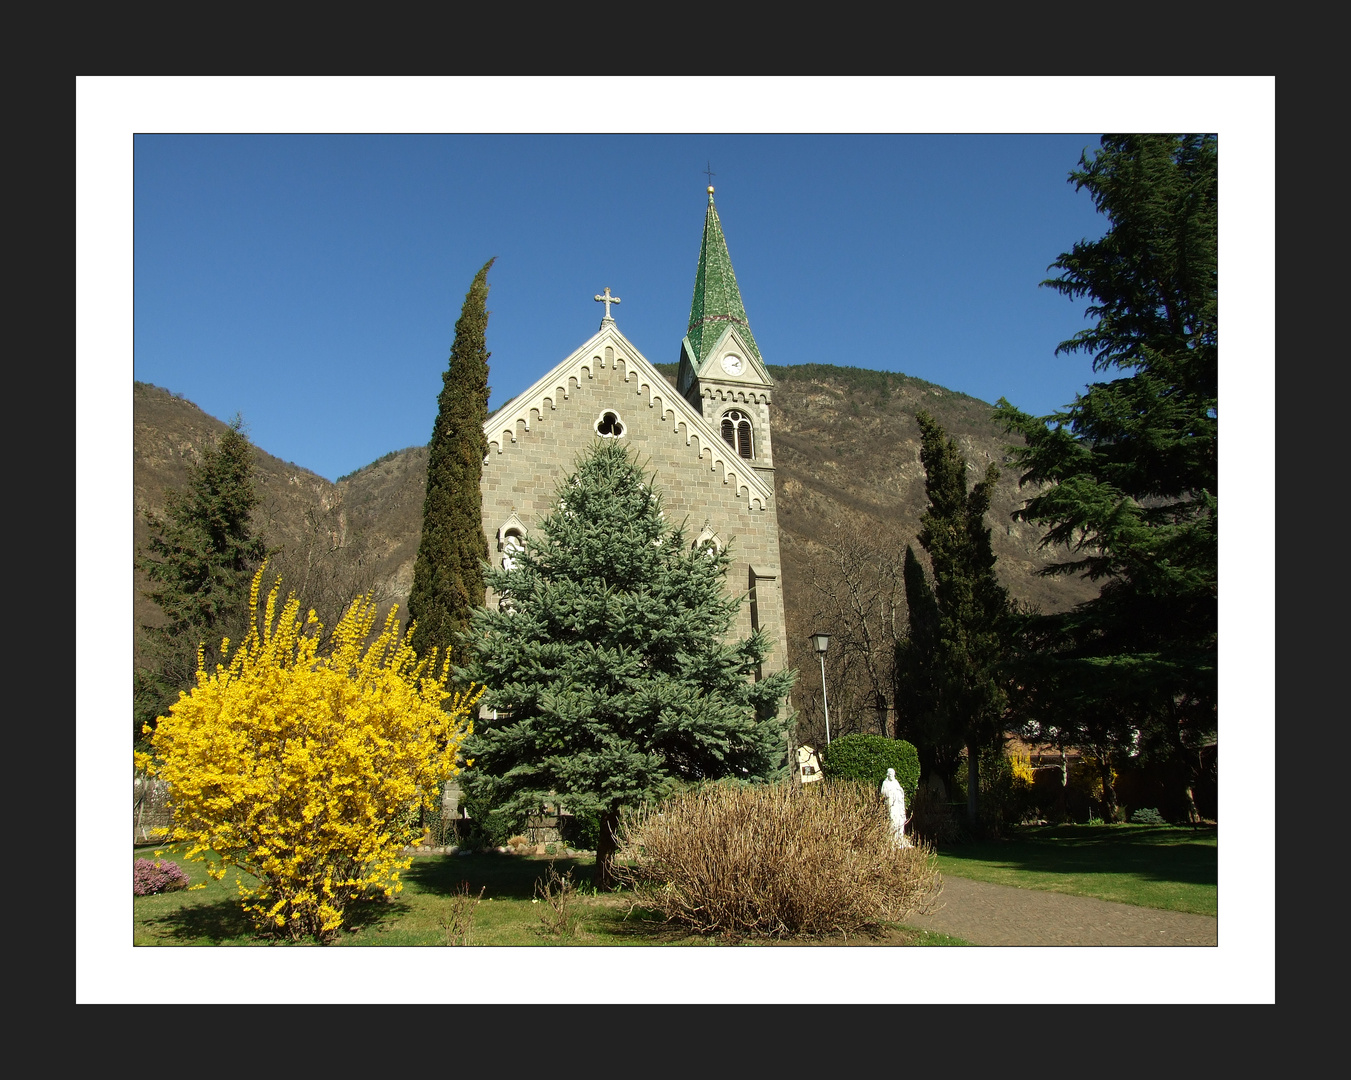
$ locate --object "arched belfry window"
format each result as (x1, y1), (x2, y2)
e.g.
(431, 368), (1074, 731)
(721, 410), (753, 459)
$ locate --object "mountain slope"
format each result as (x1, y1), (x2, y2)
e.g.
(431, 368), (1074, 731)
(133, 369), (1095, 734)
(133, 382), (425, 666)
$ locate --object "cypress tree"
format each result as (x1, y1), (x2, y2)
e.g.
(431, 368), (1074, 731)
(899, 411), (1011, 826)
(135, 418), (266, 743)
(409, 258), (495, 667)
(895, 543), (962, 798)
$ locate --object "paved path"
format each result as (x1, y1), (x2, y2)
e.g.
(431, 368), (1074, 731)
(904, 874), (1217, 946)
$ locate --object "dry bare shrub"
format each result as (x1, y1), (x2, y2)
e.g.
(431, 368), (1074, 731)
(438, 882), (485, 946)
(616, 780), (942, 939)
(534, 862), (582, 937)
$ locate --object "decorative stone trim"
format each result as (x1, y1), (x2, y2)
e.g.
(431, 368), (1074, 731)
(484, 327), (774, 513)
(702, 386), (771, 405)
(496, 511), (527, 550)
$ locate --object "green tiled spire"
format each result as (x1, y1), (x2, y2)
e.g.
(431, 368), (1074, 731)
(686, 188), (764, 367)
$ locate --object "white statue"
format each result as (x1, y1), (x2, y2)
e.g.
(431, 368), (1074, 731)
(880, 767), (911, 847)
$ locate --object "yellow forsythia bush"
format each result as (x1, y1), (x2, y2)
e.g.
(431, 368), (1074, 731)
(135, 567), (479, 942)
(1008, 747), (1036, 789)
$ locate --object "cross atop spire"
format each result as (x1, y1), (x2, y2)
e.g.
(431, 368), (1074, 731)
(594, 286), (621, 325)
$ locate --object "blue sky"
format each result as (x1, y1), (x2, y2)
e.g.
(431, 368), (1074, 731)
(132, 131), (1115, 482)
(79, 78), (1275, 1004)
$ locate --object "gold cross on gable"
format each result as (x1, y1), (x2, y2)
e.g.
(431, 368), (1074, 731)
(594, 286), (621, 319)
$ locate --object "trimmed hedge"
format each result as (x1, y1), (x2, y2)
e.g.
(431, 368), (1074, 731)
(821, 735), (920, 797)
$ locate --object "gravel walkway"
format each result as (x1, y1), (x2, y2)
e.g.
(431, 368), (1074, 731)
(903, 874), (1217, 946)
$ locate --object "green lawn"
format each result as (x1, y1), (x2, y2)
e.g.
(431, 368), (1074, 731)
(135, 824), (1211, 945)
(933, 823), (1217, 916)
(132, 845), (969, 946)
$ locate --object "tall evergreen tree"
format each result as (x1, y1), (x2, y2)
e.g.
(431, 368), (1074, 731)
(135, 418), (266, 743)
(895, 411), (1010, 825)
(459, 440), (795, 890)
(409, 258), (494, 667)
(995, 135), (1217, 821)
(894, 544), (962, 797)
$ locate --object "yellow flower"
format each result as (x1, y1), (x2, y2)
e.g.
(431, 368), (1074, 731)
(133, 564), (479, 942)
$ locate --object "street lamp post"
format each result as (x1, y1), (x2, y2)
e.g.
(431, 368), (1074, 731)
(811, 632), (832, 747)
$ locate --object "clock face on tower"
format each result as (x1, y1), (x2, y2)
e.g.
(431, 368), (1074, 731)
(720, 353), (744, 376)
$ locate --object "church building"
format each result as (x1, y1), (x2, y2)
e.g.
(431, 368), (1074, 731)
(479, 187), (791, 695)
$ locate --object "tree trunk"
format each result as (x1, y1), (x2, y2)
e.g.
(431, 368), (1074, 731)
(593, 808), (621, 891)
(1052, 750), (1068, 823)
(1183, 781), (1201, 826)
(1098, 755), (1118, 822)
(966, 742), (979, 826)
(1186, 744), (1206, 826)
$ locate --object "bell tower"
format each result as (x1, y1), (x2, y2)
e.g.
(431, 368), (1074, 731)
(674, 187), (776, 485)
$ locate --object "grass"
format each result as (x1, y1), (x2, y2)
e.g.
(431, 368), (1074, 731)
(932, 823), (1217, 916)
(134, 822), (1213, 944)
(132, 844), (967, 946)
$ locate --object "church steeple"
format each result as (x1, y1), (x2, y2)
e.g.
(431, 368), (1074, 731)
(685, 187), (764, 368)
(675, 184), (776, 472)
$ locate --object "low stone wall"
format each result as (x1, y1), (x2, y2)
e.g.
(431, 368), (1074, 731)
(525, 814), (562, 844)
(133, 774), (174, 844)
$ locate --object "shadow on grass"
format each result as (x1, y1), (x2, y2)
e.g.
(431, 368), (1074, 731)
(586, 909), (970, 947)
(585, 905), (710, 944)
(142, 897), (257, 944)
(404, 853), (593, 900)
(401, 853), (977, 946)
(938, 824), (1217, 888)
(143, 891), (415, 944)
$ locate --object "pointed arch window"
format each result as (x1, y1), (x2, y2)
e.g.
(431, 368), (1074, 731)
(721, 410), (753, 459)
(497, 512), (528, 573)
(501, 530), (525, 571)
(694, 525), (724, 557)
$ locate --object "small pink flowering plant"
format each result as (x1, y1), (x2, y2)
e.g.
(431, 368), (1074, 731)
(133, 857), (191, 896)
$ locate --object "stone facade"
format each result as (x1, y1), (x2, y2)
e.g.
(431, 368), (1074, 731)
(478, 187), (792, 716)
(479, 324), (789, 685)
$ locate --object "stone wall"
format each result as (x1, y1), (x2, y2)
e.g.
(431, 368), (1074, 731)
(481, 339), (790, 683)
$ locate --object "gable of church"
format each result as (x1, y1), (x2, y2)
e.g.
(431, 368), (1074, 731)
(478, 187), (791, 692)
(684, 324), (774, 393)
(484, 325), (772, 514)
(480, 325), (787, 672)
